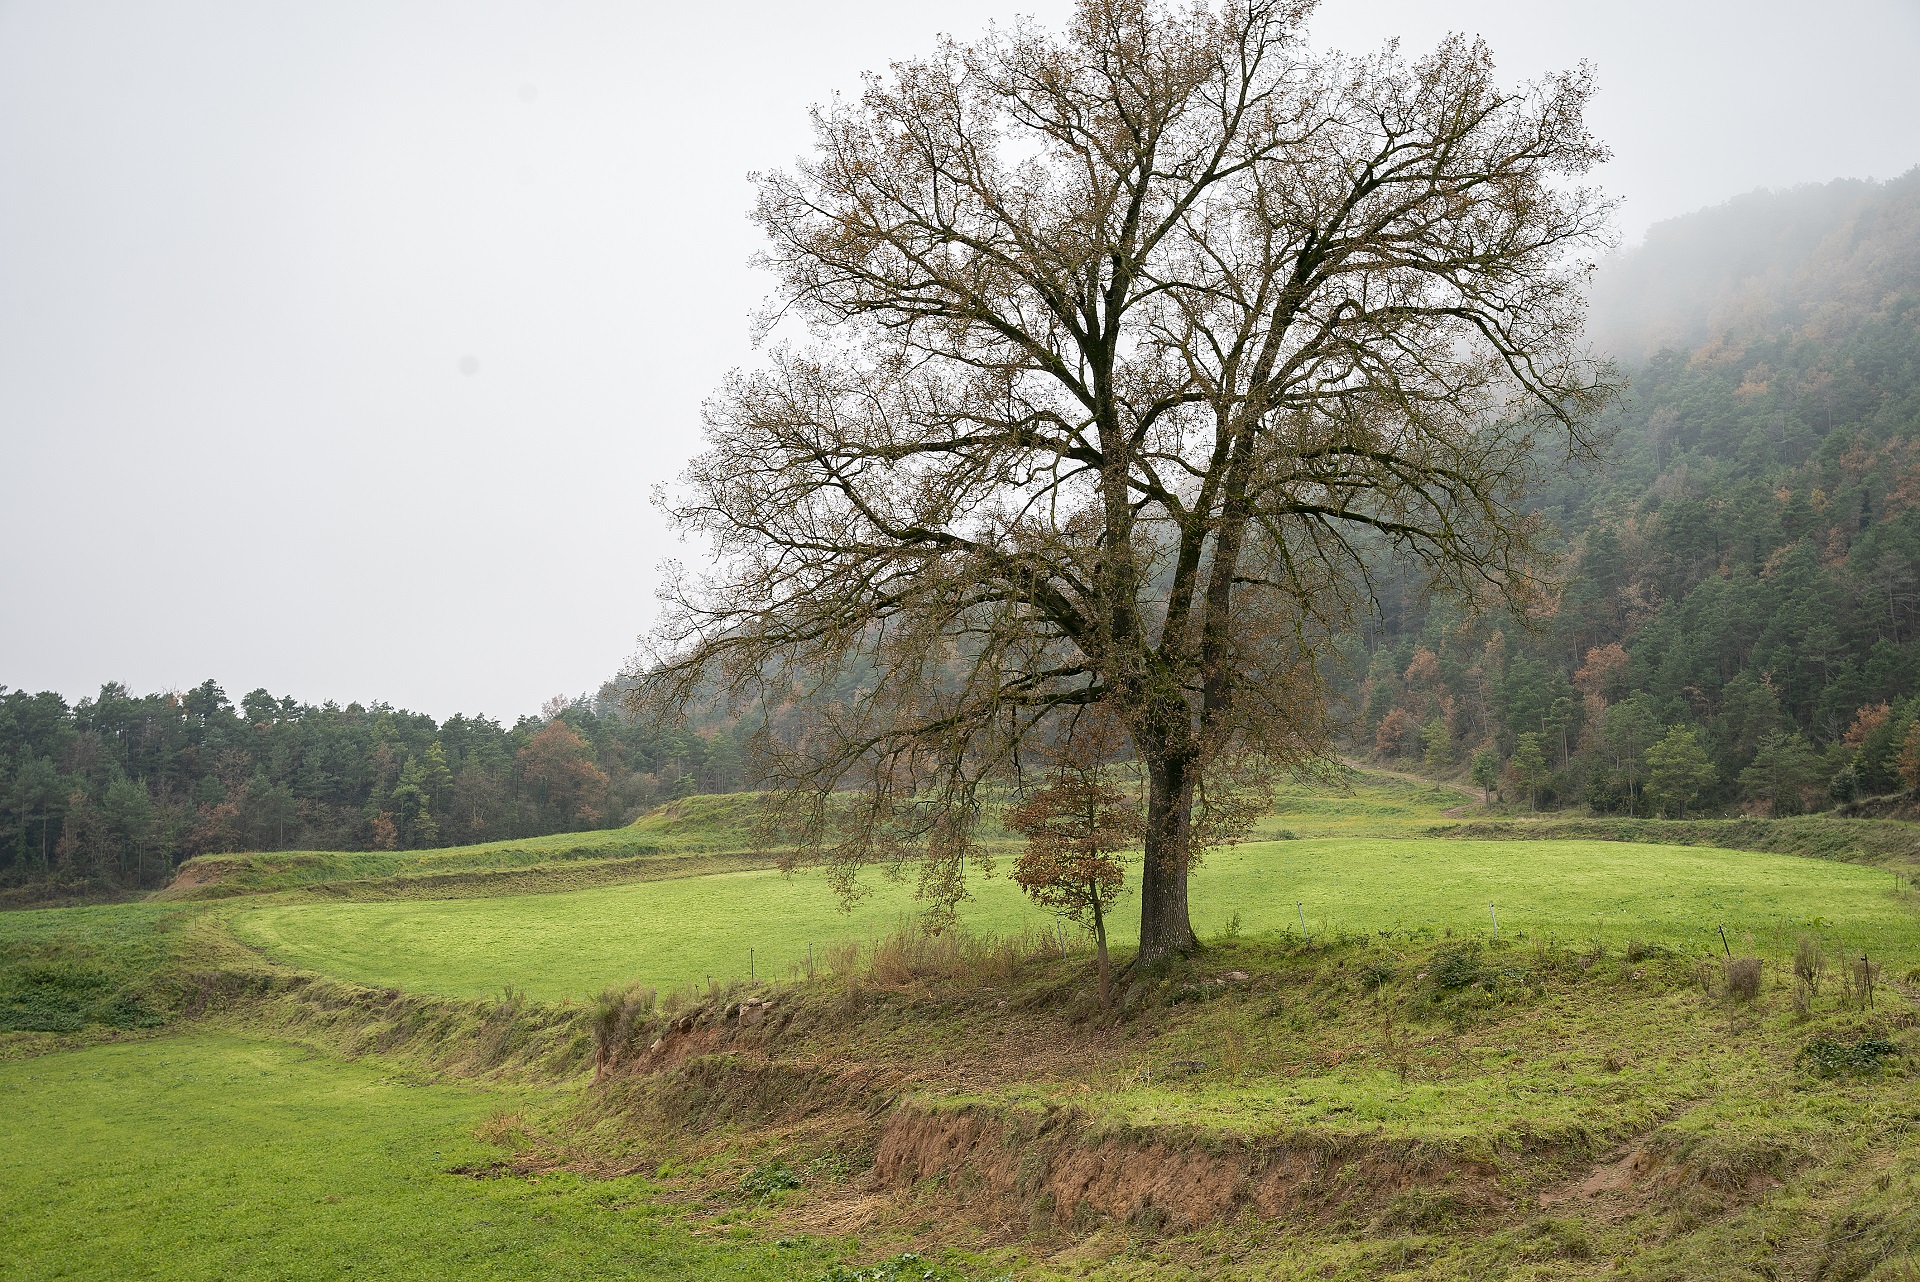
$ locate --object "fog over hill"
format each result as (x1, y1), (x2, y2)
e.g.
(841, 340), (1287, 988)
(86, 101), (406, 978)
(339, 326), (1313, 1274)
(1590, 169), (1920, 363)
(1354, 170), (1920, 817)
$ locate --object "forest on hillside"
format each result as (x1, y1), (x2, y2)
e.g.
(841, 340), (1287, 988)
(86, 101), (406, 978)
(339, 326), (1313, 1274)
(1346, 170), (1920, 816)
(0, 680), (749, 892)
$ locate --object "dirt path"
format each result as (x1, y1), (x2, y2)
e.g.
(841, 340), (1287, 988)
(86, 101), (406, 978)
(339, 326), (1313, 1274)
(1340, 758), (1485, 817)
(1341, 758), (1480, 800)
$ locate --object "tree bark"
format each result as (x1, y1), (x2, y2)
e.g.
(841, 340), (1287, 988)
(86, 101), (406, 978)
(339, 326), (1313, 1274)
(1137, 754), (1197, 963)
(1090, 887), (1111, 1008)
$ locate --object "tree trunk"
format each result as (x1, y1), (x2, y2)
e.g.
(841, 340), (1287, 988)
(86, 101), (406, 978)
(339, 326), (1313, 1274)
(1137, 754), (1197, 964)
(1090, 890), (1111, 1008)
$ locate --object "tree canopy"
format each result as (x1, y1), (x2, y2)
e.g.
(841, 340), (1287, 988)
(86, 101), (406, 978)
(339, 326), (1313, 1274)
(635, 0), (1615, 959)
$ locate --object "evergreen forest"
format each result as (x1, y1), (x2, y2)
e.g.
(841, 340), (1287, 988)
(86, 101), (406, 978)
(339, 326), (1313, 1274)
(1345, 170), (1920, 816)
(0, 679), (749, 894)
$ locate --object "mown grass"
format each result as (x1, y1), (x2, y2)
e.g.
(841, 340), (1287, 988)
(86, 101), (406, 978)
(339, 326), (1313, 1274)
(1437, 813), (1920, 869)
(227, 836), (1919, 1002)
(0, 1032), (894, 1281)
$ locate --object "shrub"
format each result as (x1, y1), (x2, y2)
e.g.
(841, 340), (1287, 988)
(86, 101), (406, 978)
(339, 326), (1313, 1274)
(1801, 1036), (1897, 1077)
(1431, 946), (1484, 991)
(1724, 957), (1762, 1002)
(1846, 955), (1882, 1008)
(1357, 960), (1397, 992)
(1794, 937), (1824, 993)
(820, 1253), (973, 1282)
(823, 940), (861, 977)
(739, 1160), (803, 1199)
(591, 982), (656, 1072)
(859, 921), (1057, 988)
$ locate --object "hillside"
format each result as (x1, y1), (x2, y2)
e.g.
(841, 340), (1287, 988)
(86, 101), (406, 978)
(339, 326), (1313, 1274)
(1350, 170), (1920, 817)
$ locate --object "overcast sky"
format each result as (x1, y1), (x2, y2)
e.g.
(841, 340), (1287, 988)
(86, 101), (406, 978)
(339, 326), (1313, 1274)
(3, 0), (1916, 722)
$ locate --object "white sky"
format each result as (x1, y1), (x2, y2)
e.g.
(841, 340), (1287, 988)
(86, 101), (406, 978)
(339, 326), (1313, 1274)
(3, 0), (1916, 721)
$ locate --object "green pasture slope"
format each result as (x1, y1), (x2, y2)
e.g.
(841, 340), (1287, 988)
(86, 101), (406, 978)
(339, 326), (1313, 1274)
(230, 836), (1919, 1002)
(0, 1034), (857, 1282)
(165, 772), (1461, 902)
(220, 773), (1919, 1000)
(162, 793), (774, 899)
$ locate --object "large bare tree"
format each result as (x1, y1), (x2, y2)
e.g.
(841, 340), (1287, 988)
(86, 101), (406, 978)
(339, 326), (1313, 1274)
(632, 0), (1616, 962)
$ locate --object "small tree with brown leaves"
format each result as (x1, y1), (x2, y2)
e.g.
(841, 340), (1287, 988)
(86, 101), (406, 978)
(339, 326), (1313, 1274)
(631, 0), (1616, 963)
(1006, 725), (1142, 1005)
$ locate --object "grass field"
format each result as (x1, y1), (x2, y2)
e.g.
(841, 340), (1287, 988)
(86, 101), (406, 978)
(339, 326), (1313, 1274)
(228, 836), (1919, 1001)
(0, 1033), (889, 1281)
(9, 772), (1920, 1280)
(158, 794), (783, 900)
(1, 902), (187, 1038)
(162, 771), (1470, 903)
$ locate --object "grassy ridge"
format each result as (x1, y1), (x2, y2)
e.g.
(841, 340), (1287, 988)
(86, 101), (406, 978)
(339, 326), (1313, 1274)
(1435, 814), (1920, 868)
(159, 793), (786, 900)
(157, 772), (1469, 904)
(228, 837), (1920, 1001)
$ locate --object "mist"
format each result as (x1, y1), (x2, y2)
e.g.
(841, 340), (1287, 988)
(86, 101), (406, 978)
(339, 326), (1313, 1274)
(3, 0), (1915, 720)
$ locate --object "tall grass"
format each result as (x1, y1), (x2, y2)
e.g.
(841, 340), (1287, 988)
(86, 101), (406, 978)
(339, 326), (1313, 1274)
(836, 919), (1070, 989)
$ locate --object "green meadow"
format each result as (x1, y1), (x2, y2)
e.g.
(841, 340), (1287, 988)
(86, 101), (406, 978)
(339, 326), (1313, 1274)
(160, 771), (1459, 904)
(154, 793), (774, 900)
(0, 1034), (857, 1282)
(229, 836), (1918, 1001)
(9, 771), (1920, 1280)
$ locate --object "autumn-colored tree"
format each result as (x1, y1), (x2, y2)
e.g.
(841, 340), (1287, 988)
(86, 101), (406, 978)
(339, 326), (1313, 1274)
(187, 798), (244, 855)
(1403, 649), (1444, 721)
(518, 721), (610, 830)
(1844, 703), (1892, 749)
(1897, 721), (1920, 791)
(1571, 642), (1630, 747)
(1006, 724), (1142, 1006)
(1571, 642), (1630, 705)
(1374, 708), (1419, 760)
(368, 810), (399, 851)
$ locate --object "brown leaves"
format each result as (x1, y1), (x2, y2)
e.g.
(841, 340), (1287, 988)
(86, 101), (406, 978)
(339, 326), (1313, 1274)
(1006, 773), (1135, 923)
